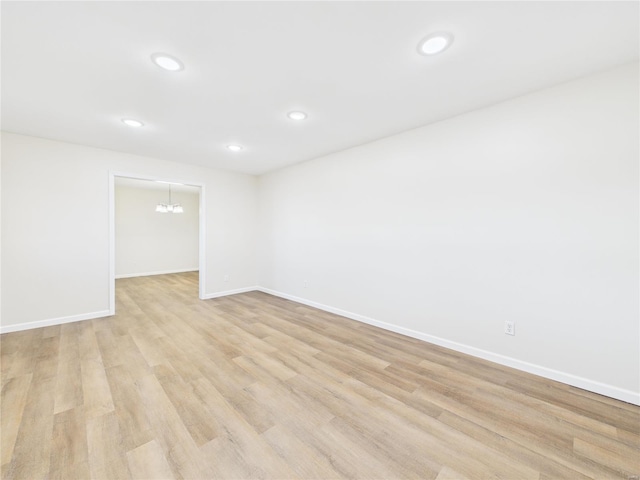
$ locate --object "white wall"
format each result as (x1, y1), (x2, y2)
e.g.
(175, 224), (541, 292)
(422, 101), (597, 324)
(1, 133), (258, 329)
(258, 63), (640, 402)
(115, 184), (199, 278)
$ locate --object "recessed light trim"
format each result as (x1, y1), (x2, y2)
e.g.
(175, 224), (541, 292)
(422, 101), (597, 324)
(151, 53), (184, 71)
(227, 144), (243, 152)
(417, 32), (454, 56)
(122, 118), (144, 127)
(287, 111), (307, 121)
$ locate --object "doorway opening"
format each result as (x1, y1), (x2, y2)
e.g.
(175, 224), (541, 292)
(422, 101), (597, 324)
(108, 172), (206, 314)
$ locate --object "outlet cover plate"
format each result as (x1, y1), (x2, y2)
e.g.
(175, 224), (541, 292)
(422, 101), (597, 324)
(505, 321), (515, 336)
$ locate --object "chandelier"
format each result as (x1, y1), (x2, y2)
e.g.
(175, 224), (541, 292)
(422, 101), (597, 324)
(156, 185), (183, 213)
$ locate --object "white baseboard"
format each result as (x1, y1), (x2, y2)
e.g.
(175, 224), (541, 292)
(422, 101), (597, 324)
(0, 310), (113, 335)
(257, 287), (640, 406)
(116, 268), (198, 279)
(202, 286), (260, 300)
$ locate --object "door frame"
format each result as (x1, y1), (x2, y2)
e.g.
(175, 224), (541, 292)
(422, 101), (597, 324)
(108, 171), (206, 314)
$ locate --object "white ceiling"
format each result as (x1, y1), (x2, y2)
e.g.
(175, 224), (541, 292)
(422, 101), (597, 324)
(2, 2), (638, 175)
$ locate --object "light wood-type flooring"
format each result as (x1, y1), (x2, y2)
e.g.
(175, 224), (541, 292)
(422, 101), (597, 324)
(1, 272), (639, 479)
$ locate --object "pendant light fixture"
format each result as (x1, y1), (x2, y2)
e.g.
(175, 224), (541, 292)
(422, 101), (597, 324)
(156, 184), (183, 213)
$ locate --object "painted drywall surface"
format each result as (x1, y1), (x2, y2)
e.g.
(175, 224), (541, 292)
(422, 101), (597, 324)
(1, 133), (258, 328)
(258, 63), (640, 394)
(115, 185), (199, 277)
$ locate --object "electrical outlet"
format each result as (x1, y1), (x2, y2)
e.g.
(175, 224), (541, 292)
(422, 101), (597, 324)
(223, 275), (229, 282)
(504, 321), (515, 336)
(303, 280), (308, 288)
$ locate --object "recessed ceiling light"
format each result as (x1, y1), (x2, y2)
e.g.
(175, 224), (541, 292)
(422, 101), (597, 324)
(151, 53), (184, 71)
(287, 111), (307, 121)
(227, 144), (243, 152)
(417, 32), (454, 56)
(122, 118), (144, 127)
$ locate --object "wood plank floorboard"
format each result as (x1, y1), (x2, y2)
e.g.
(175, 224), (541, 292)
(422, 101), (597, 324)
(1, 271), (638, 479)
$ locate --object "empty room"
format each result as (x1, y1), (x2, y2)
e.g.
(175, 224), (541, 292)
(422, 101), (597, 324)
(1, 1), (638, 479)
